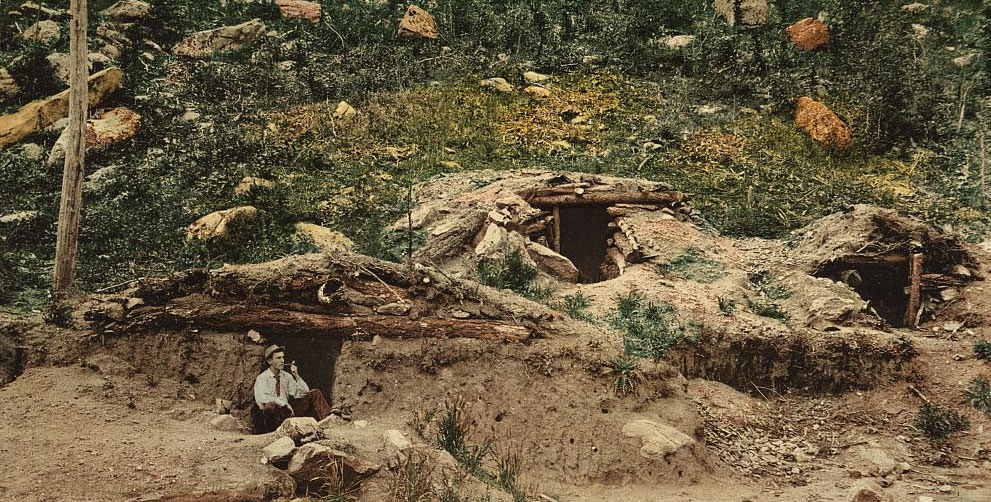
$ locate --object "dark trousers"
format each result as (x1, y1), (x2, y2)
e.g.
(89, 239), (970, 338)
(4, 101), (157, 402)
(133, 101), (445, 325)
(254, 389), (333, 434)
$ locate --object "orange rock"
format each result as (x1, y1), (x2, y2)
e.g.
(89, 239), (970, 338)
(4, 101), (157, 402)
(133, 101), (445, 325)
(397, 5), (438, 39)
(785, 18), (830, 51)
(275, 0), (321, 24)
(85, 107), (141, 148)
(795, 97), (851, 152)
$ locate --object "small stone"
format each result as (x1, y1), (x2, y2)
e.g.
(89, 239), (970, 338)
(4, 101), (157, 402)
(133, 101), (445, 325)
(332, 101), (357, 121)
(480, 77), (514, 93)
(397, 5), (438, 39)
(917, 497), (933, 502)
(214, 398), (232, 414)
(940, 288), (958, 301)
(663, 35), (695, 49)
(21, 20), (60, 43)
(851, 479), (893, 502)
(277, 417), (319, 443)
(275, 0), (321, 24)
(785, 18), (830, 51)
(209, 413), (241, 432)
(383, 429), (412, 450)
(101, 0), (151, 21)
(246, 329), (264, 343)
(294, 222), (354, 253)
(901, 3), (928, 12)
(353, 420), (368, 429)
(0, 67), (19, 103)
(0, 211), (40, 224)
(523, 85), (551, 99)
(523, 71), (549, 83)
(125, 297), (145, 310)
(938, 485), (952, 493)
(795, 96), (851, 151)
(173, 19), (268, 58)
(234, 176), (275, 195)
(261, 436), (296, 464)
(185, 206), (258, 241)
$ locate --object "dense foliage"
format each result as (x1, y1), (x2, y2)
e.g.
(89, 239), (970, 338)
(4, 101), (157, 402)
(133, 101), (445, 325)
(1, 0), (989, 307)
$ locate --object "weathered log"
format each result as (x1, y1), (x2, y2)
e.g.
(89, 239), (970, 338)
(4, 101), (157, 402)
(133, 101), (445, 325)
(121, 295), (532, 343)
(827, 253), (908, 266)
(904, 253), (922, 327)
(521, 188), (687, 207)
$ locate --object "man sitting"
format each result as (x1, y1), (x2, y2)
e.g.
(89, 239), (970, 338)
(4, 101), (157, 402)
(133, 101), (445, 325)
(253, 344), (333, 433)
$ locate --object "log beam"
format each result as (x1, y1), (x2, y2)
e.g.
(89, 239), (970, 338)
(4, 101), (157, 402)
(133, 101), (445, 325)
(522, 189), (687, 208)
(904, 253), (923, 327)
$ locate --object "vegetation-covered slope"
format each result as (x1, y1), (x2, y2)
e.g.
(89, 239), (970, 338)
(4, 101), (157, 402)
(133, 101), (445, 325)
(1, 0), (989, 309)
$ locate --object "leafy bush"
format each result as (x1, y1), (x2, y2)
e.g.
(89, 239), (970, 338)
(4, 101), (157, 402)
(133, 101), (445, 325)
(477, 250), (547, 300)
(914, 403), (970, 442)
(557, 290), (594, 322)
(963, 376), (991, 417)
(609, 355), (644, 396)
(974, 341), (991, 362)
(656, 247), (726, 283)
(609, 291), (695, 360)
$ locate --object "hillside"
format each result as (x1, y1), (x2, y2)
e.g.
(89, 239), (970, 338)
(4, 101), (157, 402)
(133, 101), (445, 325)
(2, 1), (991, 502)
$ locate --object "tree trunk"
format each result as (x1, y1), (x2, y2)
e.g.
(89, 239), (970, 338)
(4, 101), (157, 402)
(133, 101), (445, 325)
(53, 0), (88, 295)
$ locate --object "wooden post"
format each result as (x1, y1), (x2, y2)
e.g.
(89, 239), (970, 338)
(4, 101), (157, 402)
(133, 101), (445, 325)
(552, 206), (561, 253)
(904, 252), (923, 327)
(52, 0), (88, 295)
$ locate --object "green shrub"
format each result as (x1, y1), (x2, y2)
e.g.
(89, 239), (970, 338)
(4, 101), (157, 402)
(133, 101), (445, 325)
(477, 250), (547, 300)
(436, 398), (491, 476)
(717, 296), (736, 316)
(557, 290), (595, 322)
(914, 403), (970, 442)
(974, 341), (991, 362)
(609, 355), (644, 396)
(609, 291), (695, 360)
(963, 376), (991, 417)
(748, 270), (791, 300)
(656, 248), (726, 283)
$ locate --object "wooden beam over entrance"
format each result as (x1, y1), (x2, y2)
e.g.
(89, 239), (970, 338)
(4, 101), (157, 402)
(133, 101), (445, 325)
(522, 188), (687, 208)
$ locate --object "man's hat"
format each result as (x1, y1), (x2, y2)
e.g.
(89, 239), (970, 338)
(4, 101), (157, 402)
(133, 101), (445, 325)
(264, 344), (285, 360)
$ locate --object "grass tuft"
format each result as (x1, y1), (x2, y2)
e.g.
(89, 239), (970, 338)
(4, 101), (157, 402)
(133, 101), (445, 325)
(477, 250), (548, 300)
(609, 291), (695, 361)
(914, 403), (970, 442)
(963, 376), (991, 417)
(656, 247), (726, 283)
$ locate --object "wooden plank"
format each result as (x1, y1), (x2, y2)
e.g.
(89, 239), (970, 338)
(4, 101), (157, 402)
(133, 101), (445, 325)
(552, 205), (561, 253)
(830, 253), (909, 266)
(904, 253), (923, 327)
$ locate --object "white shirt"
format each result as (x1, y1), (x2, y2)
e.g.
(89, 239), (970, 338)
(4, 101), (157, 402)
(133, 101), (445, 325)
(254, 368), (310, 409)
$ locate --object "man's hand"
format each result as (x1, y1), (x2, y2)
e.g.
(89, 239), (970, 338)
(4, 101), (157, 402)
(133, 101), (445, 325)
(290, 360), (299, 377)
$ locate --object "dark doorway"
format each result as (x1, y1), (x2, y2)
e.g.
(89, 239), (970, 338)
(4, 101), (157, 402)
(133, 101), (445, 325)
(815, 260), (909, 327)
(558, 205), (610, 283)
(266, 335), (343, 403)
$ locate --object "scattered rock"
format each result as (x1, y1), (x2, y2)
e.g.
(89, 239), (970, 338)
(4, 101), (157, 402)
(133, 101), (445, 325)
(901, 3), (928, 12)
(0, 67), (124, 151)
(852, 446), (896, 477)
(100, 0), (151, 21)
(911, 24), (930, 40)
(209, 413), (241, 432)
(173, 19), (268, 58)
(526, 240), (579, 282)
(917, 497), (934, 502)
(851, 480), (893, 502)
(246, 329), (265, 343)
(185, 206), (259, 241)
(523, 71), (550, 83)
(288, 443), (378, 493)
(397, 5), (438, 39)
(48, 107), (142, 166)
(621, 419), (695, 460)
(234, 176), (275, 195)
(276, 0), (321, 24)
(523, 85), (551, 99)
(332, 101), (357, 121)
(125, 297), (144, 309)
(375, 302), (411, 316)
(475, 222), (509, 258)
(261, 436), (297, 464)
(20, 20), (60, 43)
(714, 0), (767, 26)
(0, 210), (40, 224)
(20, 2), (67, 18)
(19, 143), (43, 160)
(47, 52), (115, 84)
(480, 77), (514, 93)
(294, 222), (354, 253)
(794, 97), (851, 151)
(214, 398), (232, 414)
(277, 416), (319, 443)
(786, 18), (830, 51)
(383, 430), (412, 450)
(0, 68), (19, 103)
(663, 35), (695, 49)
(353, 420), (368, 429)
